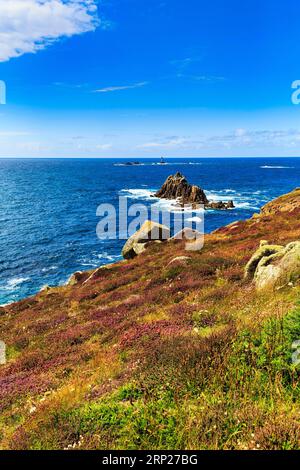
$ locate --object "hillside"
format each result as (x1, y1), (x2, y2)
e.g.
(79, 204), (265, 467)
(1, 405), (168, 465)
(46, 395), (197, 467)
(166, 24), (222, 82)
(1, 189), (300, 450)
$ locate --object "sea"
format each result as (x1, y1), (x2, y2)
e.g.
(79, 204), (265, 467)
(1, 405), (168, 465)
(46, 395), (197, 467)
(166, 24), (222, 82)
(1, 157), (299, 305)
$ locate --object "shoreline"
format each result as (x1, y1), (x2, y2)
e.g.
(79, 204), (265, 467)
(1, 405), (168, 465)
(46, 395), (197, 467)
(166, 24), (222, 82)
(2, 186), (300, 449)
(0, 198), (261, 308)
(1, 158), (298, 306)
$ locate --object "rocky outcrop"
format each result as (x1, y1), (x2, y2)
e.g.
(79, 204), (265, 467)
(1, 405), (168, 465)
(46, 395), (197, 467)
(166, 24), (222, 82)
(244, 241), (284, 281)
(207, 200), (235, 210)
(155, 172), (208, 205)
(167, 256), (191, 267)
(67, 271), (86, 286)
(260, 188), (300, 216)
(155, 173), (234, 210)
(245, 240), (300, 291)
(122, 220), (170, 259)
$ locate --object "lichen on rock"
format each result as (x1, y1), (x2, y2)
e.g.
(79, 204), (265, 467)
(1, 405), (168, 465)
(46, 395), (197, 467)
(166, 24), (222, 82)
(244, 241), (284, 281)
(245, 240), (300, 291)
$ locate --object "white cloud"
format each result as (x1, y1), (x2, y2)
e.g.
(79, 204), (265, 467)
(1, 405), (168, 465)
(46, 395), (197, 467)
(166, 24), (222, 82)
(176, 73), (225, 82)
(235, 128), (247, 137)
(0, 131), (31, 137)
(94, 82), (148, 93)
(0, 0), (99, 62)
(96, 143), (112, 150)
(138, 137), (188, 149)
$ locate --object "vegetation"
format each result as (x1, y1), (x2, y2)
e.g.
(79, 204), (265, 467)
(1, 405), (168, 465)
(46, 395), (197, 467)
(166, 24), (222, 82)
(1, 191), (300, 449)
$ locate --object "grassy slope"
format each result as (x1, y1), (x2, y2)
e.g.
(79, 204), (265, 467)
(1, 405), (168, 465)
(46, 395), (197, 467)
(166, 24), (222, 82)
(1, 191), (300, 449)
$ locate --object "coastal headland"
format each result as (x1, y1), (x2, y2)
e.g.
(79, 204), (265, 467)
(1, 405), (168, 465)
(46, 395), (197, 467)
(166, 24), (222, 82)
(1, 188), (300, 449)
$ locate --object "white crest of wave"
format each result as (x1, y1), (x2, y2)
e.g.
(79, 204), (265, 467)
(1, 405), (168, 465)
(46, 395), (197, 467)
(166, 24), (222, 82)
(260, 166), (294, 169)
(4, 277), (30, 290)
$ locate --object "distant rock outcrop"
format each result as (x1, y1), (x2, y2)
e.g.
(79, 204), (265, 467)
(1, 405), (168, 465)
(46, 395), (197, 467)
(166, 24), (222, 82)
(207, 200), (235, 210)
(154, 172), (234, 210)
(122, 220), (170, 259)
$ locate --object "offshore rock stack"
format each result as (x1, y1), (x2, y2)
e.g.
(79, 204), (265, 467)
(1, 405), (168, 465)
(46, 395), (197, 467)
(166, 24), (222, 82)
(155, 172), (209, 205)
(154, 172), (234, 210)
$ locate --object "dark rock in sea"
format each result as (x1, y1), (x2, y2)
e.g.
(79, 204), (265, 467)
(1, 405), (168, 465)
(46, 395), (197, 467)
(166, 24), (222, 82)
(155, 172), (209, 205)
(155, 173), (235, 210)
(207, 200), (235, 210)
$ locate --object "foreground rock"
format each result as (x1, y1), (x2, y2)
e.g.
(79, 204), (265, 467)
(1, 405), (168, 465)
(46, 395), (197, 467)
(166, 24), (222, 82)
(245, 240), (300, 290)
(122, 220), (170, 259)
(155, 172), (234, 210)
(67, 271), (86, 286)
(167, 256), (191, 267)
(244, 241), (284, 281)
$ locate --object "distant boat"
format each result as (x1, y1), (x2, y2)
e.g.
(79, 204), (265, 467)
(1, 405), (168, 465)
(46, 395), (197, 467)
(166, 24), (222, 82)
(159, 157), (167, 165)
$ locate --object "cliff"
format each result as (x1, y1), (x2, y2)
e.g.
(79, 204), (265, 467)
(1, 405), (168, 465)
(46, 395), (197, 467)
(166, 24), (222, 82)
(1, 189), (300, 450)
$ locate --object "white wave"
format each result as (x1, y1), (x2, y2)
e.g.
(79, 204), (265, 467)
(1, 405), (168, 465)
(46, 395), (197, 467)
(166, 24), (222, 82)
(80, 262), (99, 267)
(120, 188), (157, 200)
(205, 190), (234, 202)
(0, 301), (14, 307)
(41, 265), (58, 273)
(96, 252), (122, 262)
(151, 162), (202, 166)
(3, 277), (30, 291)
(115, 161), (202, 167)
(122, 187), (263, 213)
(260, 165), (294, 169)
(78, 252), (122, 269)
(223, 189), (238, 194)
(205, 189), (261, 210)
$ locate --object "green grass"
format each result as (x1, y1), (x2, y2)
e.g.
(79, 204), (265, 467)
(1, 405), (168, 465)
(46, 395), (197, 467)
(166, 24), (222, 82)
(13, 305), (300, 450)
(2, 192), (300, 449)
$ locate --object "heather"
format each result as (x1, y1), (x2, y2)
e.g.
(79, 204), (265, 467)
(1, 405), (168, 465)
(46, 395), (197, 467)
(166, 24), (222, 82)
(1, 191), (300, 449)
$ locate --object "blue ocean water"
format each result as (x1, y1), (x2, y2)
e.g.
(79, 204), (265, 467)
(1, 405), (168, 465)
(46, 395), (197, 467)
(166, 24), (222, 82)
(0, 157), (300, 305)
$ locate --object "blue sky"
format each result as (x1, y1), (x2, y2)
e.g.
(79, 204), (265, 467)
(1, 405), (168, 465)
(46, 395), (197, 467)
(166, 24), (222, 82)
(1, 0), (300, 157)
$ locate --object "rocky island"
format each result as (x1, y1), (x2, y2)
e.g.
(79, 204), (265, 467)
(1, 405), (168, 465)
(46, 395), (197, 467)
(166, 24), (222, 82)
(1, 188), (300, 450)
(154, 172), (235, 210)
